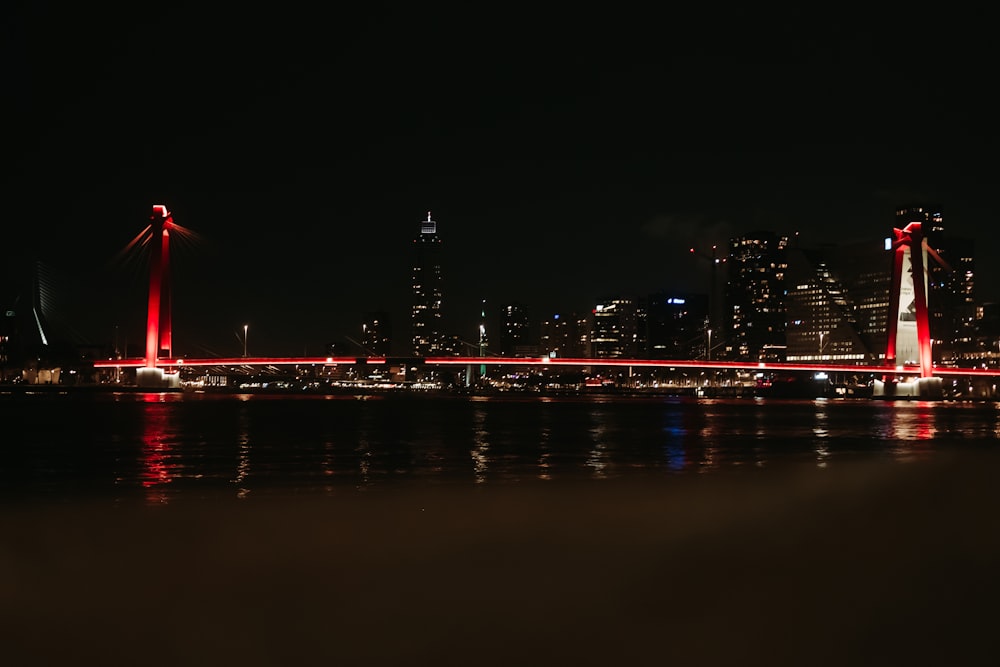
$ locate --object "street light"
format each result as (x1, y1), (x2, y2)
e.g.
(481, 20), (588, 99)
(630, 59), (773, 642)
(244, 324), (248, 358)
(707, 328), (712, 361)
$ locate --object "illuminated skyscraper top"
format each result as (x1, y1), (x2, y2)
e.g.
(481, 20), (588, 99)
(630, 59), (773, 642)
(411, 211), (443, 356)
(420, 211), (437, 235)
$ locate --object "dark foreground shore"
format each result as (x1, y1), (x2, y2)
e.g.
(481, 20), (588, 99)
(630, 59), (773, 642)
(3, 452), (1000, 666)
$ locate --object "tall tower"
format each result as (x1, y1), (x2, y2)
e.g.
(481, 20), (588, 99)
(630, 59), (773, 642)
(411, 211), (443, 357)
(135, 204), (180, 389)
(726, 231), (789, 361)
(590, 297), (639, 358)
(646, 291), (708, 360)
(874, 216), (944, 399)
(896, 204), (976, 364)
(886, 220), (933, 376)
(499, 303), (530, 356)
(0, 258), (54, 372)
(361, 311), (392, 356)
(145, 205), (173, 368)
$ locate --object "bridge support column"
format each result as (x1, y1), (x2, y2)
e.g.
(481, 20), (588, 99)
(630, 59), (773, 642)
(872, 376), (942, 400)
(136, 367), (180, 389)
(876, 220), (942, 400)
(145, 205), (173, 369)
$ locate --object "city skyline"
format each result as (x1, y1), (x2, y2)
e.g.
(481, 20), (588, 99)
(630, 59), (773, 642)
(7, 8), (997, 355)
(2, 201), (991, 364)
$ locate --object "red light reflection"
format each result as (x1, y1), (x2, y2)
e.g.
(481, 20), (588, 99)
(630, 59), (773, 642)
(140, 396), (175, 501)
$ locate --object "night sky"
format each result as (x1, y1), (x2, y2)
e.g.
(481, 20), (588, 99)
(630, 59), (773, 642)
(6, 7), (997, 357)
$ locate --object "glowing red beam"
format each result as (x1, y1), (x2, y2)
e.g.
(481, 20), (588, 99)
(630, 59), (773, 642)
(95, 357), (384, 368)
(90, 356), (1000, 377)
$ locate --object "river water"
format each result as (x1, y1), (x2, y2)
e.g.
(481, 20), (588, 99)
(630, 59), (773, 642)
(5, 390), (1000, 665)
(3, 390), (998, 502)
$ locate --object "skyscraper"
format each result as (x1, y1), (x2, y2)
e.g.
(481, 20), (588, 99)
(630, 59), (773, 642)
(783, 245), (878, 364)
(499, 303), (530, 356)
(539, 312), (587, 358)
(645, 291), (708, 360)
(726, 232), (789, 361)
(361, 311), (392, 356)
(834, 239), (893, 362)
(411, 212), (443, 356)
(590, 297), (640, 358)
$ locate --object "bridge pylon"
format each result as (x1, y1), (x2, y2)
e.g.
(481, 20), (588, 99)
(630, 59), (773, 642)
(136, 204), (179, 389)
(874, 220), (943, 399)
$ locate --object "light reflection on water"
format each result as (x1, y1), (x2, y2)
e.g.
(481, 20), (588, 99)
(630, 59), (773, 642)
(471, 407), (489, 484)
(139, 398), (176, 504)
(537, 408), (553, 481)
(234, 402), (251, 498)
(2, 393), (999, 502)
(586, 409), (609, 478)
(814, 399), (830, 468)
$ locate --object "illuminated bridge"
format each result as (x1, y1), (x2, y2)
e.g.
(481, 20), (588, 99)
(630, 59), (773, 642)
(93, 206), (1000, 397)
(91, 354), (1000, 381)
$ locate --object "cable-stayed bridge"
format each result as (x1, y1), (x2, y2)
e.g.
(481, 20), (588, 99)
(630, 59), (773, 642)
(90, 206), (1000, 397)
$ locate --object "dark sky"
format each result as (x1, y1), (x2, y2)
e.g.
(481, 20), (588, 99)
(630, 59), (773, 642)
(6, 7), (997, 356)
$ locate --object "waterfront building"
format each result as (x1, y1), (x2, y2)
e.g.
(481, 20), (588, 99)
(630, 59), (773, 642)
(784, 245), (877, 364)
(499, 303), (530, 356)
(539, 312), (587, 358)
(0, 257), (85, 380)
(591, 297), (640, 358)
(411, 212), (444, 357)
(835, 239), (893, 362)
(360, 311), (392, 356)
(725, 232), (789, 362)
(645, 291), (709, 360)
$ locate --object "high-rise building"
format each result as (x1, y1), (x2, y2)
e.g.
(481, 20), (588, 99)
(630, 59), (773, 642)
(0, 257), (75, 376)
(499, 303), (530, 356)
(784, 245), (878, 364)
(360, 311), (392, 356)
(645, 291), (708, 360)
(411, 212), (443, 357)
(539, 312), (587, 358)
(726, 232), (789, 361)
(591, 297), (640, 358)
(836, 239), (893, 362)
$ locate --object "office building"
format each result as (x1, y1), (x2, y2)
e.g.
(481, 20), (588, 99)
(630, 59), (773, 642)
(361, 311), (392, 356)
(411, 212), (444, 357)
(645, 292), (708, 360)
(726, 232), (789, 361)
(591, 297), (640, 358)
(784, 245), (879, 364)
(499, 303), (530, 356)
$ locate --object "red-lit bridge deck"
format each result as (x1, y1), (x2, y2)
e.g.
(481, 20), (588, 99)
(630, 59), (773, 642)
(91, 356), (1000, 378)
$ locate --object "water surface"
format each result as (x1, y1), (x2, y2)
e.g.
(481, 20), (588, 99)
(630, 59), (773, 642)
(3, 391), (997, 501)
